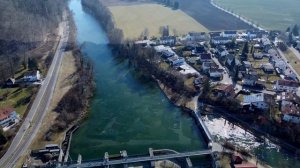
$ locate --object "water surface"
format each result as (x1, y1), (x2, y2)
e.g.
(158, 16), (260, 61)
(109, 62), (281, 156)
(69, 0), (207, 159)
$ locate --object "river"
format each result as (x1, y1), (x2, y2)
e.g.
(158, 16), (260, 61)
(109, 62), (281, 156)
(68, 0), (300, 167)
(68, 0), (207, 161)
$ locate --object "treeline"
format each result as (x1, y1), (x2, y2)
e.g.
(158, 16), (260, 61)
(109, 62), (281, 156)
(81, 0), (123, 45)
(154, 0), (180, 9)
(47, 49), (95, 136)
(119, 42), (197, 98)
(0, 0), (67, 85)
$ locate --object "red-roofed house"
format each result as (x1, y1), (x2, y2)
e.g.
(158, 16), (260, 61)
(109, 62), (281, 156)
(0, 107), (18, 128)
(213, 84), (235, 97)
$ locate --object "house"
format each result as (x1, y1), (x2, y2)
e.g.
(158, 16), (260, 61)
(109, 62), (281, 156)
(168, 56), (185, 67)
(135, 40), (156, 47)
(186, 32), (206, 41)
(279, 93), (300, 124)
(0, 107), (19, 128)
(262, 63), (274, 73)
(212, 84), (235, 97)
(247, 30), (260, 39)
(242, 74), (258, 86)
(161, 50), (175, 59)
(6, 78), (16, 86)
(243, 61), (252, 68)
(160, 36), (176, 46)
(253, 53), (265, 59)
(242, 93), (270, 111)
(179, 64), (199, 75)
(274, 80), (299, 92)
(23, 70), (41, 82)
(209, 68), (223, 79)
(202, 62), (218, 72)
(209, 32), (221, 38)
(211, 36), (232, 45)
(199, 53), (212, 63)
(222, 31), (237, 38)
(215, 45), (229, 58)
(154, 45), (168, 53)
(225, 55), (240, 71)
(226, 54), (236, 67)
(261, 37), (271, 46)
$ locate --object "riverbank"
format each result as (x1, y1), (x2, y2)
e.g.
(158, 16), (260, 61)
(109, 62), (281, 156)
(18, 9), (95, 166)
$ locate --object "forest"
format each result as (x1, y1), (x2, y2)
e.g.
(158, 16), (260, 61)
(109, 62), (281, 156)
(0, 0), (67, 84)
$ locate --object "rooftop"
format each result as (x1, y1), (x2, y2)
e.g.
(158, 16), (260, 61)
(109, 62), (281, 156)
(277, 80), (299, 87)
(0, 107), (15, 120)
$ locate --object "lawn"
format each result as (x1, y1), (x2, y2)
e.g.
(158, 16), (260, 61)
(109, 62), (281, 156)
(214, 0), (300, 30)
(0, 87), (36, 117)
(108, 4), (208, 39)
(284, 49), (300, 75)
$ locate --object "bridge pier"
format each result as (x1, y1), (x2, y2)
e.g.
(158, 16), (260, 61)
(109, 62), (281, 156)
(185, 157), (193, 168)
(77, 154), (82, 168)
(149, 148), (155, 167)
(121, 150), (128, 168)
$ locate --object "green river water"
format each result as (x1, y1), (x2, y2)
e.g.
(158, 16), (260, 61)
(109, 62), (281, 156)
(69, 0), (207, 160)
(68, 0), (300, 167)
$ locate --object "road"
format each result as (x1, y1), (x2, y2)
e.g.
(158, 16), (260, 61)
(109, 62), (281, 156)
(290, 47), (300, 61)
(61, 150), (212, 168)
(0, 12), (69, 168)
(211, 56), (232, 85)
(276, 48), (300, 80)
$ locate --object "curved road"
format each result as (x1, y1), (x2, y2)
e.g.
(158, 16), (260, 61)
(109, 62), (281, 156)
(0, 12), (69, 168)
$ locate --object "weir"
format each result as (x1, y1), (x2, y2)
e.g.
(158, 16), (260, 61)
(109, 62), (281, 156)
(57, 149), (212, 168)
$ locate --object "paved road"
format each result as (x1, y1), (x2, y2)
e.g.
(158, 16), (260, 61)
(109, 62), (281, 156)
(211, 56), (232, 85)
(0, 12), (69, 168)
(277, 48), (300, 80)
(290, 47), (300, 61)
(61, 150), (212, 168)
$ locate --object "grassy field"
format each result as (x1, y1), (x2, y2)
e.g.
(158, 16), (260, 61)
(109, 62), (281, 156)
(108, 4), (208, 39)
(214, 0), (300, 30)
(284, 49), (300, 75)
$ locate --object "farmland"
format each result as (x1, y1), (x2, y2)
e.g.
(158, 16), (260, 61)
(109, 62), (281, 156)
(108, 4), (208, 39)
(214, 0), (300, 30)
(177, 0), (252, 30)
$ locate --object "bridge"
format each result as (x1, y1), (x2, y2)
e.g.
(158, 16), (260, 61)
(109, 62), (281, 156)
(58, 149), (212, 168)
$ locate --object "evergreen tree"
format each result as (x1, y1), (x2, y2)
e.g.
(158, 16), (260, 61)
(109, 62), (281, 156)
(173, 1), (179, 9)
(292, 24), (299, 36)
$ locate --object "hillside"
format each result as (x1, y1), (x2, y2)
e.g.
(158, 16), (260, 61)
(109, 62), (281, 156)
(0, 0), (66, 83)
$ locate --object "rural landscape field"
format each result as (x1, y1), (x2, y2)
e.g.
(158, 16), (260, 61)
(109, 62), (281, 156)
(109, 4), (208, 39)
(214, 0), (300, 30)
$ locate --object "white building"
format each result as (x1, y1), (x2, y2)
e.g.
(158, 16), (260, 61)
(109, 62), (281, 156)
(242, 93), (269, 110)
(186, 32), (206, 41)
(274, 80), (299, 92)
(23, 70), (41, 82)
(0, 108), (19, 128)
(221, 31), (237, 38)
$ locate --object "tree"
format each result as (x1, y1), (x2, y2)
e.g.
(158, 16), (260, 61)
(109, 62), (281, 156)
(242, 42), (249, 54)
(292, 24), (299, 36)
(173, 1), (179, 10)
(286, 27), (291, 32)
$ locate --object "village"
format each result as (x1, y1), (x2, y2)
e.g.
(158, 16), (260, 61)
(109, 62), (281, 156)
(0, 69), (42, 132)
(135, 28), (300, 143)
